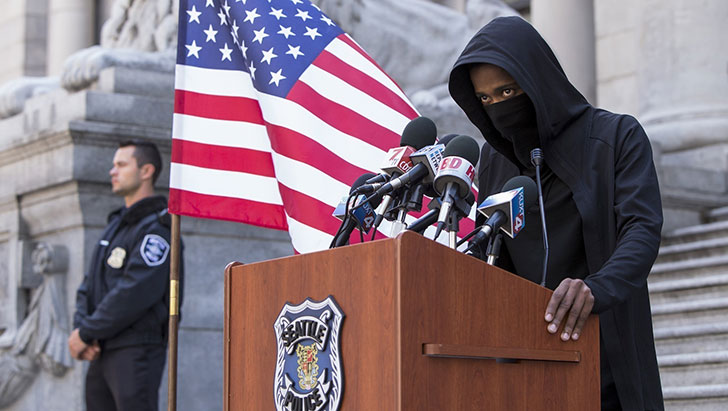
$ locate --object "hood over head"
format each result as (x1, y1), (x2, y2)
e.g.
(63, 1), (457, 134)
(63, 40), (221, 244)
(448, 16), (590, 168)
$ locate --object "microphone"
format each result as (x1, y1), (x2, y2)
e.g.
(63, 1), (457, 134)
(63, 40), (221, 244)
(531, 148), (550, 287)
(432, 135), (480, 241)
(356, 117), (437, 197)
(330, 173), (383, 248)
(365, 117), (439, 202)
(365, 173), (389, 184)
(394, 132), (461, 215)
(464, 175), (538, 253)
(407, 191), (475, 235)
(369, 117), (437, 234)
(374, 140), (447, 231)
(363, 132), (459, 206)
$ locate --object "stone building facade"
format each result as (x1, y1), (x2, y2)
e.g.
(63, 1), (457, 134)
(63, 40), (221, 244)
(0, 0), (726, 409)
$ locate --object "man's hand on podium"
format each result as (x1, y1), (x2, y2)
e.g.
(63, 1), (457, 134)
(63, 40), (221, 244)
(543, 278), (595, 342)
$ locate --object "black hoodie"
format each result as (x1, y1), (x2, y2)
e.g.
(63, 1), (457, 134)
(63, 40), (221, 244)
(449, 17), (664, 410)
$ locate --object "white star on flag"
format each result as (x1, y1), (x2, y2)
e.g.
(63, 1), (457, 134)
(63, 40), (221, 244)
(244, 8), (261, 24)
(187, 5), (202, 23)
(185, 40), (202, 58)
(203, 24), (218, 42)
(269, 8), (286, 20)
(252, 27), (269, 44)
(321, 15), (334, 26)
(286, 44), (304, 59)
(269, 68), (286, 86)
(303, 26), (321, 40)
(231, 19), (240, 38)
(219, 43), (233, 61)
(261, 47), (278, 64)
(278, 25), (295, 39)
(295, 9), (311, 21)
(217, 9), (228, 25)
(248, 61), (256, 79)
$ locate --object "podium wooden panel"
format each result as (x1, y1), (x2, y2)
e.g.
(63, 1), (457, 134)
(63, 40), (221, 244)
(224, 231), (599, 410)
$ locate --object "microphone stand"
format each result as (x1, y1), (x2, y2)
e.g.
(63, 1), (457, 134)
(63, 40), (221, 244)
(486, 233), (503, 265)
(530, 148), (550, 287)
(448, 212), (459, 249)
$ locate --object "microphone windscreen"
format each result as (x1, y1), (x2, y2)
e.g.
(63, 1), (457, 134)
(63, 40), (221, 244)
(350, 173), (377, 194)
(436, 133), (459, 146)
(442, 135), (480, 166)
(400, 117), (437, 149)
(502, 175), (538, 208)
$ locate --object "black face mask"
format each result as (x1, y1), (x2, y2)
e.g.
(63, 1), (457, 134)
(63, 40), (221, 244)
(484, 93), (540, 169)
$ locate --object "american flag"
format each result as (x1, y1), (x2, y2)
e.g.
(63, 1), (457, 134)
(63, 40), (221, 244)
(170, 0), (475, 253)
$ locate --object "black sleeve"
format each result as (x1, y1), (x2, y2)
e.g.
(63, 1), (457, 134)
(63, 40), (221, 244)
(584, 119), (663, 313)
(78, 226), (171, 341)
(73, 274), (90, 330)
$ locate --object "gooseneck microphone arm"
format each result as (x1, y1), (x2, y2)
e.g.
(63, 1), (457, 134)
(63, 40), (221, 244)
(531, 148), (549, 287)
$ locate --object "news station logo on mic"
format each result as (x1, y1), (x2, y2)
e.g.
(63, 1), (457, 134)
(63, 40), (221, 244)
(478, 187), (526, 238)
(436, 156), (476, 190)
(409, 144), (445, 183)
(274, 297), (345, 411)
(382, 146), (416, 175)
(332, 195), (377, 234)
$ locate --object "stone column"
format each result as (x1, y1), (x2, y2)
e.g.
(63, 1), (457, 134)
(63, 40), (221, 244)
(593, 0), (641, 115)
(635, 0), (728, 230)
(638, 0), (728, 153)
(0, 0), (48, 85)
(46, 0), (95, 76)
(531, 0), (597, 104)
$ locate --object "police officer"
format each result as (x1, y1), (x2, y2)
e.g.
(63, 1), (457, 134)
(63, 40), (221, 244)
(68, 139), (182, 411)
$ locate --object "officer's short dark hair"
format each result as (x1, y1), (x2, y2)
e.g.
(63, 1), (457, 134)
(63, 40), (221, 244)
(119, 140), (163, 184)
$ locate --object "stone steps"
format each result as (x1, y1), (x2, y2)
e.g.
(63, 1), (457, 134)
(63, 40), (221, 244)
(707, 206), (728, 223)
(654, 322), (728, 356)
(650, 255), (728, 282)
(664, 385), (728, 411)
(659, 351), (728, 387)
(648, 272), (728, 307)
(662, 220), (728, 245)
(650, 214), (728, 409)
(656, 236), (728, 264)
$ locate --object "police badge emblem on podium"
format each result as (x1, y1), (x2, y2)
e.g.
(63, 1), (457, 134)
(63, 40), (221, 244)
(274, 296), (345, 411)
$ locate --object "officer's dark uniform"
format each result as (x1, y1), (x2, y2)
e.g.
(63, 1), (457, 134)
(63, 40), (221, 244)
(74, 195), (182, 411)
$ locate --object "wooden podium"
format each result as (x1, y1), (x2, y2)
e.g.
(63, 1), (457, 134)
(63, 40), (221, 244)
(224, 231), (599, 410)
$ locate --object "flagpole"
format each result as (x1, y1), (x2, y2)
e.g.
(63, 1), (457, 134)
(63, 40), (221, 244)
(168, 213), (181, 411)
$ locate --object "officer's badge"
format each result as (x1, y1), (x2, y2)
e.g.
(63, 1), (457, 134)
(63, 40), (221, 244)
(140, 234), (169, 267)
(274, 296), (344, 411)
(106, 247), (126, 269)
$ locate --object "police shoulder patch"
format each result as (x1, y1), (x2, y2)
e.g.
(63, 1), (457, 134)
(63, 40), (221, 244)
(140, 234), (170, 267)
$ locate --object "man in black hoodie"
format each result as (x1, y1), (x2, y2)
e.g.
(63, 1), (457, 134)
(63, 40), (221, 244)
(449, 17), (663, 410)
(68, 140), (181, 411)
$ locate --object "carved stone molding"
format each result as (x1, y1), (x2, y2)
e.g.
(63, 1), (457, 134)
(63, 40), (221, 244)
(0, 77), (60, 120)
(0, 242), (72, 408)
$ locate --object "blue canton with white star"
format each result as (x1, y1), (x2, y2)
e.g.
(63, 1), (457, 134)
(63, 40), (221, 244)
(177, 0), (343, 97)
